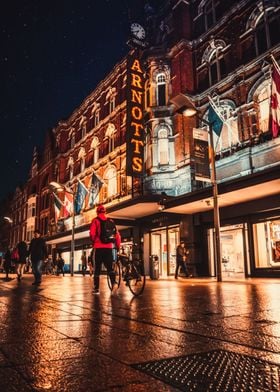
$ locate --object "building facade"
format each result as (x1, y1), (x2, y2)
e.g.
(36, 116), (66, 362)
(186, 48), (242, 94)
(5, 0), (280, 279)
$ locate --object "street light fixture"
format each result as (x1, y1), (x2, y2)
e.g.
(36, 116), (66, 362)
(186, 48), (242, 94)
(49, 181), (75, 277)
(4, 216), (13, 224)
(171, 94), (222, 282)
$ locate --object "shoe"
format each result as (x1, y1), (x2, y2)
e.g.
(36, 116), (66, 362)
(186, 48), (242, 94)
(175, 276), (178, 279)
(32, 281), (41, 286)
(17, 275), (21, 282)
(92, 289), (99, 294)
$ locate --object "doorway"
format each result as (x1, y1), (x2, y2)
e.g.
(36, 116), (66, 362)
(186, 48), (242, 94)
(209, 224), (246, 279)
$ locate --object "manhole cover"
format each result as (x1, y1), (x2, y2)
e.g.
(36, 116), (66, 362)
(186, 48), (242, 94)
(133, 350), (280, 391)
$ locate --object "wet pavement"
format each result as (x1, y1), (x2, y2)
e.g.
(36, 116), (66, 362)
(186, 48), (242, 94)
(0, 273), (280, 391)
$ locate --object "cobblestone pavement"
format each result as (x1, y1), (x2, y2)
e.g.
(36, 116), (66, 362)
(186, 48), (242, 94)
(1, 273), (280, 391)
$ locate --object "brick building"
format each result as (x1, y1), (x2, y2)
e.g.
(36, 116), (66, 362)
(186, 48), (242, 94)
(5, 0), (280, 278)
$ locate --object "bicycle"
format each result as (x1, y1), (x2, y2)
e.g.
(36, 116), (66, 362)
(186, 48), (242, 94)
(107, 255), (146, 296)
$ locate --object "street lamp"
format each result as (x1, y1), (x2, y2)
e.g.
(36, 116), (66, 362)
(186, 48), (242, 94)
(49, 181), (75, 277)
(171, 94), (222, 282)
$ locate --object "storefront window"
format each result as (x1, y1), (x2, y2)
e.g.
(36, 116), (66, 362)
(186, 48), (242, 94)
(150, 226), (179, 277)
(253, 220), (280, 268)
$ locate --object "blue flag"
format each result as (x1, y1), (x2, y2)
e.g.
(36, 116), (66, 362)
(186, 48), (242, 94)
(74, 180), (88, 214)
(89, 172), (103, 208)
(208, 103), (223, 137)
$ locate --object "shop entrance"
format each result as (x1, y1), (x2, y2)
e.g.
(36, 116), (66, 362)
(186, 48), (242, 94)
(209, 224), (246, 279)
(150, 226), (179, 277)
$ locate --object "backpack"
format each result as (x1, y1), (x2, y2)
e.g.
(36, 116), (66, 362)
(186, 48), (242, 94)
(97, 217), (116, 244)
(11, 248), (19, 261)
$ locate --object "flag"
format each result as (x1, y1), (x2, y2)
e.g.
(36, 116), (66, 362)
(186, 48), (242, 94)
(271, 63), (280, 138)
(208, 102), (223, 137)
(64, 191), (73, 217)
(74, 180), (88, 214)
(88, 172), (103, 208)
(53, 193), (64, 223)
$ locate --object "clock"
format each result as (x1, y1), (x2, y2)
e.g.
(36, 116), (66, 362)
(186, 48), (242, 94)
(131, 23), (146, 40)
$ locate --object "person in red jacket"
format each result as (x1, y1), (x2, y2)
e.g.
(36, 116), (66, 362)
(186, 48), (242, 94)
(89, 205), (121, 294)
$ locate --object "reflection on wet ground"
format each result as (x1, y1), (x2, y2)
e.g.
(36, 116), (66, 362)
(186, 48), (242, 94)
(1, 274), (280, 391)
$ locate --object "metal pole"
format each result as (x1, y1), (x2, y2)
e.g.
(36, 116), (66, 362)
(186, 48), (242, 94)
(70, 196), (75, 277)
(209, 124), (222, 282)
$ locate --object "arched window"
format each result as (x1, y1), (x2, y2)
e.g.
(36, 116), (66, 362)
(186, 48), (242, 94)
(156, 73), (167, 106)
(70, 133), (75, 148)
(91, 137), (100, 164)
(254, 6), (280, 56)
(94, 109), (100, 127)
(105, 123), (116, 153)
(106, 88), (116, 114)
(203, 0), (222, 30)
(104, 166), (117, 198)
(120, 159), (132, 195)
(158, 128), (169, 164)
(80, 116), (87, 138)
(202, 39), (227, 87)
(257, 84), (270, 132)
(67, 157), (74, 180)
(78, 148), (86, 173)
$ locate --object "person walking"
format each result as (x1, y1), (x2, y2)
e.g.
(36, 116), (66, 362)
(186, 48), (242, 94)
(3, 248), (12, 280)
(15, 240), (28, 281)
(87, 249), (94, 277)
(81, 251), (87, 276)
(28, 230), (47, 286)
(175, 240), (189, 279)
(89, 205), (121, 294)
(56, 255), (65, 276)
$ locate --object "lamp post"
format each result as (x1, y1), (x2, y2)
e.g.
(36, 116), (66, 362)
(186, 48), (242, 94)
(171, 94), (222, 282)
(49, 181), (75, 277)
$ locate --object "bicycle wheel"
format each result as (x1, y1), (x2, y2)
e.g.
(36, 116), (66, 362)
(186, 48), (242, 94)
(127, 260), (145, 296)
(107, 261), (121, 291)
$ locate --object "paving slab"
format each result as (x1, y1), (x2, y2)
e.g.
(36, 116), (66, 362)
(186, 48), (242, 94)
(1, 273), (280, 391)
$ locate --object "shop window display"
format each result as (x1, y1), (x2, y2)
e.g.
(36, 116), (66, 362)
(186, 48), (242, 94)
(253, 220), (280, 268)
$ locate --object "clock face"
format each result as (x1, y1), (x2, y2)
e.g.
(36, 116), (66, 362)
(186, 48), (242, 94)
(131, 23), (146, 40)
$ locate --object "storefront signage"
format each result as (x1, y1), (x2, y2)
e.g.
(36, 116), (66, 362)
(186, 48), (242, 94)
(193, 128), (211, 182)
(126, 51), (145, 177)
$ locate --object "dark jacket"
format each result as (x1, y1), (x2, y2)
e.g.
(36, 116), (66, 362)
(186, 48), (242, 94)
(28, 237), (47, 263)
(17, 241), (28, 263)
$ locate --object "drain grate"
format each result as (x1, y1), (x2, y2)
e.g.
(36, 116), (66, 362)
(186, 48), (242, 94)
(133, 350), (280, 391)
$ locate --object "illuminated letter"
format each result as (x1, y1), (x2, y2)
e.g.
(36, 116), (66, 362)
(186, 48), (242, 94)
(131, 106), (142, 121)
(131, 59), (143, 73)
(131, 90), (143, 105)
(131, 73), (142, 89)
(131, 139), (144, 154)
(131, 122), (144, 137)
(132, 157), (143, 172)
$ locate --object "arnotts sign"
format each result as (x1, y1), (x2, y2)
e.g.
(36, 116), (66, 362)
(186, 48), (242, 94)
(126, 51), (145, 177)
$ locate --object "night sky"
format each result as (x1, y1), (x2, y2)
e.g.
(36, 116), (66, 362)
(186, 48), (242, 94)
(0, 0), (148, 201)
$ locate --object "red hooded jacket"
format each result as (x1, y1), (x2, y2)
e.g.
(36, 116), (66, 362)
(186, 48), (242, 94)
(89, 213), (121, 249)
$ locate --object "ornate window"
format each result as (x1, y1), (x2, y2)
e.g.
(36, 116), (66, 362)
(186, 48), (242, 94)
(249, 2), (280, 56)
(80, 116), (87, 138)
(78, 148), (86, 173)
(104, 166), (117, 198)
(91, 137), (100, 164)
(158, 128), (169, 164)
(70, 130), (75, 148)
(156, 73), (167, 106)
(67, 157), (74, 180)
(94, 109), (100, 127)
(105, 123), (116, 153)
(203, 0), (222, 30)
(106, 88), (117, 114)
(200, 39), (227, 87)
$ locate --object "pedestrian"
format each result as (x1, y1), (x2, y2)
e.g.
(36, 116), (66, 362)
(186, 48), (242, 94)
(28, 229), (48, 286)
(87, 249), (94, 277)
(15, 240), (28, 281)
(56, 255), (65, 276)
(175, 240), (190, 279)
(89, 205), (121, 294)
(3, 248), (12, 280)
(81, 251), (87, 276)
